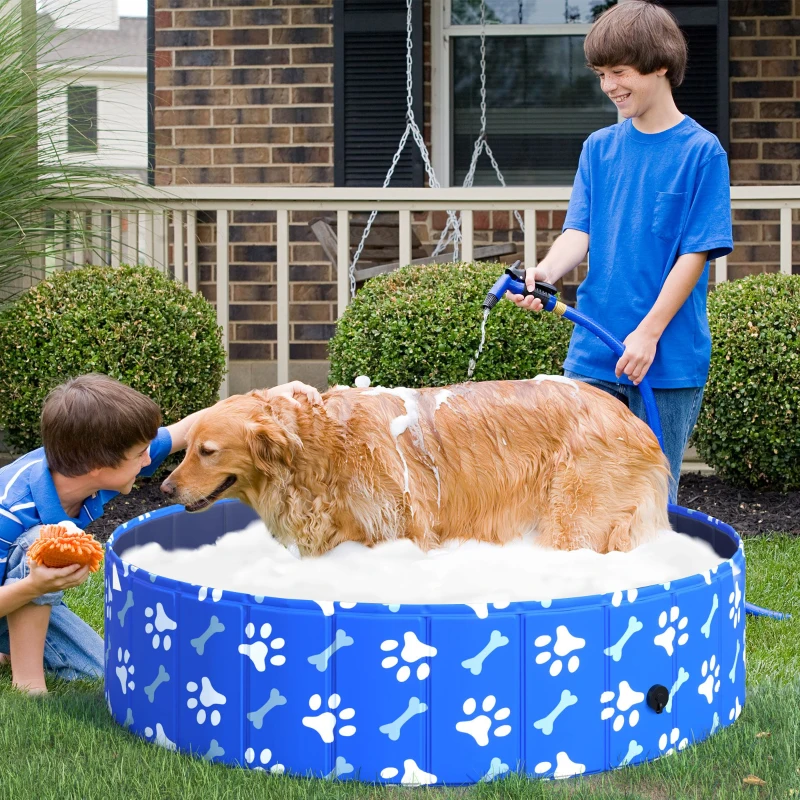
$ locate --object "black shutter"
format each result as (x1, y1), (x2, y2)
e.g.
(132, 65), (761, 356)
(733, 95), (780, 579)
(334, 0), (424, 187)
(659, 0), (729, 152)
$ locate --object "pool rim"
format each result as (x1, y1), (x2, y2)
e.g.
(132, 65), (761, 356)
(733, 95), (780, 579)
(106, 500), (745, 616)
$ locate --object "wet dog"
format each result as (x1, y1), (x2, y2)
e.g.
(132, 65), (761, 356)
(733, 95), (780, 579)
(161, 378), (670, 556)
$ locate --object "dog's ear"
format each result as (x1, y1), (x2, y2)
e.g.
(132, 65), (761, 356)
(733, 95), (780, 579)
(246, 398), (303, 472)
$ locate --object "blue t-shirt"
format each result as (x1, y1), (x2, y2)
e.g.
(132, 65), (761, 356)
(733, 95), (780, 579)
(0, 427), (172, 576)
(562, 115), (733, 388)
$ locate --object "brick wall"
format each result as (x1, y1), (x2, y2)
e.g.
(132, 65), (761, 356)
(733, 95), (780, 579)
(154, 0), (337, 390)
(728, 0), (800, 278)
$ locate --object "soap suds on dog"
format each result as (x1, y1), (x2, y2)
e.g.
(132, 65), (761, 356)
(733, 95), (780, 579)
(123, 523), (726, 606)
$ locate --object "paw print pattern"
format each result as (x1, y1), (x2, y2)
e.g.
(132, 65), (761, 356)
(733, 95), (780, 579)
(244, 747), (285, 774)
(186, 676), (227, 726)
(729, 696), (742, 722)
(728, 582), (742, 628)
(302, 694), (356, 743)
(380, 632), (437, 682)
(145, 603), (177, 650)
(115, 648), (135, 695)
(600, 681), (645, 731)
(455, 696), (512, 746)
(658, 727), (688, 756)
(238, 622), (286, 671)
(698, 656), (721, 704)
(653, 606), (689, 656)
(534, 625), (586, 676)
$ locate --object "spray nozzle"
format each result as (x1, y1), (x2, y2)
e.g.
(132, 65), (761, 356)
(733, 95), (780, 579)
(482, 260), (559, 311)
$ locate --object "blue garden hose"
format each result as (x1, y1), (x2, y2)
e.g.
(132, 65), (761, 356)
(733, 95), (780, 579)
(484, 262), (789, 621)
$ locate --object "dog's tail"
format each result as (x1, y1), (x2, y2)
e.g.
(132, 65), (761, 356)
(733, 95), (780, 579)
(622, 448), (672, 550)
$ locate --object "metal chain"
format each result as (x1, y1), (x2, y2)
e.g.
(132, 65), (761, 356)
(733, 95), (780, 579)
(432, 0), (524, 257)
(348, 0), (459, 298)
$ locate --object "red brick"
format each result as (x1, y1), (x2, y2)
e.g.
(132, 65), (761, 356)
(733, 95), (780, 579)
(233, 166), (291, 184)
(731, 101), (756, 119)
(733, 121), (794, 138)
(492, 211), (510, 231)
(156, 69), (212, 88)
(174, 167), (232, 184)
(173, 9), (230, 27)
(553, 210), (567, 228)
(156, 108), (211, 126)
(231, 8), (288, 26)
(291, 126), (333, 144)
(536, 211), (550, 229)
(174, 88), (231, 106)
(213, 108), (271, 125)
(271, 67), (329, 84)
(290, 166), (333, 184)
(272, 27), (330, 46)
(213, 147), (272, 165)
(291, 86), (333, 104)
(230, 86), (290, 104)
(290, 47), (334, 65)
(763, 141), (800, 159)
(154, 50), (173, 69)
(731, 39), (792, 58)
(174, 127), (231, 145)
(731, 142), (759, 159)
(213, 28), (270, 46)
(732, 80), (794, 99)
(760, 101), (800, 118)
(291, 7), (332, 25)
(155, 89), (173, 108)
(761, 59), (800, 78)
(234, 127), (291, 145)
(155, 10), (172, 28)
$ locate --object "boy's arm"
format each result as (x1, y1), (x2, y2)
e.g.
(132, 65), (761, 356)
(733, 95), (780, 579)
(165, 381), (323, 454)
(615, 251), (708, 385)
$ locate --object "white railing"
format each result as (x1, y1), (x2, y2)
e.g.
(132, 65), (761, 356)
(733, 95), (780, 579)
(54, 185), (800, 398)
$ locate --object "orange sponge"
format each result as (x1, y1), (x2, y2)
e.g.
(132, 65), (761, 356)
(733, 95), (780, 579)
(28, 524), (104, 572)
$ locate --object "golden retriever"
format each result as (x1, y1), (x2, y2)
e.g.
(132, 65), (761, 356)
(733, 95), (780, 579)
(161, 378), (670, 556)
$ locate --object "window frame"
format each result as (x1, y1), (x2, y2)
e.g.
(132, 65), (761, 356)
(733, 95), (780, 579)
(66, 83), (99, 154)
(432, 0), (598, 187)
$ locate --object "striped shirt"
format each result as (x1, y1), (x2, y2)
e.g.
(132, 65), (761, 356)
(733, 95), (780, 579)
(0, 427), (172, 576)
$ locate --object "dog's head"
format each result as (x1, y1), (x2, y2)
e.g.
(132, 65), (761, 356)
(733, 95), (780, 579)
(161, 391), (302, 513)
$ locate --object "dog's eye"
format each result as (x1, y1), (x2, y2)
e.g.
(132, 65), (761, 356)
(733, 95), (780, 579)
(198, 445), (217, 457)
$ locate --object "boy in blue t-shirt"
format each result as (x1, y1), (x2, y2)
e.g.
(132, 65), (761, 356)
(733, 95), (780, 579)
(511, 1), (733, 501)
(0, 373), (321, 693)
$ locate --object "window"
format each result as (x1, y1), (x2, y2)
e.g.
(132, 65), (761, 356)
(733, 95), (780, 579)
(447, 0), (617, 186)
(67, 85), (98, 153)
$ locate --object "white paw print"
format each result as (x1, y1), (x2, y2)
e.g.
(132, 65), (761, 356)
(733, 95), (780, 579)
(455, 695), (512, 746)
(600, 681), (645, 731)
(244, 747), (285, 774)
(653, 606), (689, 656)
(186, 676), (227, 726)
(144, 722), (176, 751)
(659, 727), (688, 756)
(534, 625), (586, 676)
(104, 577), (113, 621)
(380, 632), (437, 682)
(698, 655), (721, 704)
(115, 648), (135, 695)
(729, 696), (742, 722)
(238, 622), (286, 671)
(728, 582), (742, 627)
(145, 603), (177, 650)
(302, 694), (356, 743)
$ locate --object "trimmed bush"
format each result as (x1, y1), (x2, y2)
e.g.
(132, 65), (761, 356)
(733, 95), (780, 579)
(329, 260), (571, 388)
(0, 265), (226, 453)
(693, 273), (800, 491)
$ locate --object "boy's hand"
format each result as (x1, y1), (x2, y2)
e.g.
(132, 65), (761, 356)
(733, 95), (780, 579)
(506, 267), (551, 312)
(615, 327), (660, 385)
(267, 381), (323, 406)
(27, 560), (90, 594)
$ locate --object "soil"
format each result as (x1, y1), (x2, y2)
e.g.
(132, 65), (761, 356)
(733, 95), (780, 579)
(86, 471), (800, 544)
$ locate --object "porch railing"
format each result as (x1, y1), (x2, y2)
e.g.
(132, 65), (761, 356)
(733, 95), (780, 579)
(53, 185), (800, 398)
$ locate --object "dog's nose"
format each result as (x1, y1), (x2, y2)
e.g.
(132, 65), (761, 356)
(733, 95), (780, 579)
(160, 478), (176, 497)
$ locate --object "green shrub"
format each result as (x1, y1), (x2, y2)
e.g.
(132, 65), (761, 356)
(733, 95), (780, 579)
(693, 273), (800, 491)
(329, 260), (571, 388)
(0, 265), (226, 453)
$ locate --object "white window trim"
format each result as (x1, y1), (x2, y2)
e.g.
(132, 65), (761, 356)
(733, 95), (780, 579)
(431, 0), (618, 188)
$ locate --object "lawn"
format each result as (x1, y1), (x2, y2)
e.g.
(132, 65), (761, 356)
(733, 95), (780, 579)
(0, 535), (798, 800)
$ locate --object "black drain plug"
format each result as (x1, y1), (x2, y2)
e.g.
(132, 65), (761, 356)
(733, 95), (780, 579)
(647, 685), (670, 714)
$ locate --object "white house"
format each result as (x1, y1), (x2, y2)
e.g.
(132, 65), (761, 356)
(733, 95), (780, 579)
(38, 0), (147, 182)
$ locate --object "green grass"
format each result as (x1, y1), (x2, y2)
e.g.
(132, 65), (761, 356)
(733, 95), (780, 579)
(1, 536), (799, 800)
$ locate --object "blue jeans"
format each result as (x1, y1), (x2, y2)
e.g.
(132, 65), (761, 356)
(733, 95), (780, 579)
(564, 370), (704, 504)
(0, 528), (103, 681)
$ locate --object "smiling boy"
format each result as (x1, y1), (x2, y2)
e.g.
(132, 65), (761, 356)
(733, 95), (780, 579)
(0, 373), (320, 693)
(510, 0), (733, 501)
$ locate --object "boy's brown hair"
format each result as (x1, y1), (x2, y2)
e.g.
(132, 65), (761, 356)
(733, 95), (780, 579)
(41, 374), (161, 476)
(585, 1), (687, 88)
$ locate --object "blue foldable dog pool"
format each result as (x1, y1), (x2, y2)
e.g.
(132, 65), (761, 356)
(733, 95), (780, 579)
(104, 267), (749, 783)
(104, 500), (745, 784)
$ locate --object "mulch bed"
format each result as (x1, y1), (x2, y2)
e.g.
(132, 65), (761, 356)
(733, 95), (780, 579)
(86, 471), (800, 544)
